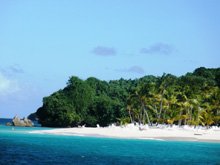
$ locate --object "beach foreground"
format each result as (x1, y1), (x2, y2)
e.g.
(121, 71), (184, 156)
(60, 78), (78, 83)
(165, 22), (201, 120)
(30, 124), (220, 142)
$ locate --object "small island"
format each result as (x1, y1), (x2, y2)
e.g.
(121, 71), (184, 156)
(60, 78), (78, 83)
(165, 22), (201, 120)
(28, 67), (220, 142)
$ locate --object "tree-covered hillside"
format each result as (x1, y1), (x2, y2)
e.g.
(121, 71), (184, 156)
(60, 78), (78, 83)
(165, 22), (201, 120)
(35, 67), (220, 127)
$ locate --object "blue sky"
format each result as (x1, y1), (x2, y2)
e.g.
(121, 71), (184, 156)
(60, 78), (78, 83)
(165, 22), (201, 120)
(0, 0), (220, 118)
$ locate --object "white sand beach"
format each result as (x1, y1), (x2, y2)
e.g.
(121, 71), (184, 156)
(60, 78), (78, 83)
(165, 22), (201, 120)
(30, 124), (220, 142)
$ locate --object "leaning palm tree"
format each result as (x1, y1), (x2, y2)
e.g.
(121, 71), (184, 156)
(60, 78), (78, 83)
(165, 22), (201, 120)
(134, 82), (155, 126)
(200, 109), (214, 128)
(126, 92), (146, 125)
(207, 87), (220, 125)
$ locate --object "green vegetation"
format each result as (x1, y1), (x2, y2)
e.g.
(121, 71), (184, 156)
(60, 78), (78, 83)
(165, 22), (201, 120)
(35, 67), (220, 127)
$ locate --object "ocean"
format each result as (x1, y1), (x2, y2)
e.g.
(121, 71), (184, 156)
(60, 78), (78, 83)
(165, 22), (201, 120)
(0, 118), (220, 165)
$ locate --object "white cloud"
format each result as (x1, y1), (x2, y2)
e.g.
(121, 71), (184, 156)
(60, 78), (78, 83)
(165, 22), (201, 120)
(116, 65), (145, 74)
(0, 73), (20, 97)
(141, 43), (175, 55)
(0, 64), (24, 77)
(92, 46), (117, 56)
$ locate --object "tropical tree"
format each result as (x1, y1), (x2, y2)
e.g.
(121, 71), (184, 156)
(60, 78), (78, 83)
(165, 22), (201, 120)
(34, 67), (220, 128)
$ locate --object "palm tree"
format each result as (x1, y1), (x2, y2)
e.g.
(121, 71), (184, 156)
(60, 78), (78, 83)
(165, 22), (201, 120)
(208, 87), (220, 125)
(200, 109), (214, 128)
(134, 82), (155, 126)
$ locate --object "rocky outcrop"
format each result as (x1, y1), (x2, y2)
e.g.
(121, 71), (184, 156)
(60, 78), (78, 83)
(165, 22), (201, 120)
(6, 122), (12, 126)
(12, 116), (34, 127)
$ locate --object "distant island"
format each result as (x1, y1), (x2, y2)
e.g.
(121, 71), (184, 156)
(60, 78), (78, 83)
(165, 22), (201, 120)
(32, 67), (220, 128)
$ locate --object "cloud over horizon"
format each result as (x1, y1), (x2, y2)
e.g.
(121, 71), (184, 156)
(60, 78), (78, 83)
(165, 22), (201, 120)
(141, 43), (175, 55)
(116, 66), (145, 74)
(0, 72), (20, 97)
(9, 64), (24, 74)
(0, 64), (24, 77)
(92, 46), (116, 56)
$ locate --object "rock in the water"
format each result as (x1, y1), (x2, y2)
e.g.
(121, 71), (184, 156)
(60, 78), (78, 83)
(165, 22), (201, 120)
(6, 122), (12, 126)
(12, 116), (34, 127)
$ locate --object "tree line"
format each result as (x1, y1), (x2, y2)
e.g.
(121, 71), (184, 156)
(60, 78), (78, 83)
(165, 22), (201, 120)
(34, 67), (220, 128)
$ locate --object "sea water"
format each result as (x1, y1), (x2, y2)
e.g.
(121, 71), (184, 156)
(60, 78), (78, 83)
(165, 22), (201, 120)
(0, 119), (220, 165)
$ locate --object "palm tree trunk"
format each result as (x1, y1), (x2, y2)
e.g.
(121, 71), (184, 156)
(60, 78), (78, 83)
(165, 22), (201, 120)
(158, 98), (163, 120)
(184, 117), (187, 125)
(128, 108), (133, 123)
(142, 107), (146, 125)
(162, 109), (166, 124)
(143, 105), (151, 126)
(138, 114), (141, 125)
(189, 107), (192, 125)
(178, 110), (183, 126)
(154, 105), (159, 118)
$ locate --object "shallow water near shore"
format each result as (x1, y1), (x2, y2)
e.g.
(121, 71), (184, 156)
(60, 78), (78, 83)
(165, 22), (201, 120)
(1, 122), (220, 164)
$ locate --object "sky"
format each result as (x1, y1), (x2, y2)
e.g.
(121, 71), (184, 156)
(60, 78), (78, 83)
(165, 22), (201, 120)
(0, 0), (220, 118)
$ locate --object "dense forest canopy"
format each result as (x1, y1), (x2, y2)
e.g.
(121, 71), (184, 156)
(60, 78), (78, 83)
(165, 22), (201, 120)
(35, 67), (220, 127)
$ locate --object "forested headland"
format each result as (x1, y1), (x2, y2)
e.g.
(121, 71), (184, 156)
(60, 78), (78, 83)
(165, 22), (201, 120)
(34, 67), (220, 128)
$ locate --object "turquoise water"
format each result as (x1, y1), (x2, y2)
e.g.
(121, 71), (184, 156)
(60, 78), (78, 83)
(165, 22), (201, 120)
(1, 119), (220, 164)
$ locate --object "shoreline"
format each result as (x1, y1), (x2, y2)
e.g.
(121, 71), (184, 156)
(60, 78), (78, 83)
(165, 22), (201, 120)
(29, 125), (220, 143)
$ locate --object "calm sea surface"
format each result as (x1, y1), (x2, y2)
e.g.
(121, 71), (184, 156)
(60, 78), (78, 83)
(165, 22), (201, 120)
(0, 118), (220, 165)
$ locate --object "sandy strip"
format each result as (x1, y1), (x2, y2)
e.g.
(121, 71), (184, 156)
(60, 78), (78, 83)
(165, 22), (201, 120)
(29, 126), (220, 142)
